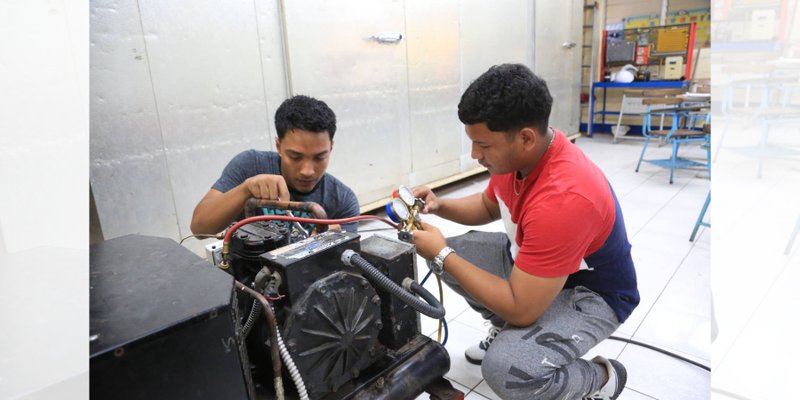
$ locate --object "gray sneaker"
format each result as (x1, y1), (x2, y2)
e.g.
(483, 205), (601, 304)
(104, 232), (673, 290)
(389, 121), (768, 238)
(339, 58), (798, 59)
(464, 324), (502, 365)
(583, 356), (627, 400)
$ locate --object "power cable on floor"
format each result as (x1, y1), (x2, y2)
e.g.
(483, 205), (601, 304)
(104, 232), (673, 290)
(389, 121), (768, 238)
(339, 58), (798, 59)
(607, 335), (710, 371)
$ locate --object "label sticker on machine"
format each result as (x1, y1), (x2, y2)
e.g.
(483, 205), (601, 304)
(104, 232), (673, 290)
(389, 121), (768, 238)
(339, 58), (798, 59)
(268, 231), (351, 260)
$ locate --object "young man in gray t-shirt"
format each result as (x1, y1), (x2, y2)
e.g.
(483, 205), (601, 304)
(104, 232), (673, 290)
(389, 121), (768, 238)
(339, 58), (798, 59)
(191, 95), (360, 234)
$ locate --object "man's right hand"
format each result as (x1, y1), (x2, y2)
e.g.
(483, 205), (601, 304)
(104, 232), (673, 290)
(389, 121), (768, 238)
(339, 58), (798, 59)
(412, 186), (439, 214)
(191, 174), (291, 235)
(410, 185), (499, 226)
(245, 174), (291, 201)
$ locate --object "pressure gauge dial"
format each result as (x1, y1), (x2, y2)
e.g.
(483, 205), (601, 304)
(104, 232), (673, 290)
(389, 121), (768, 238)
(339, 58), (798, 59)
(391, 197), (410, 220)
(397, 185), (415, 206)
(386, 197), (410, 223)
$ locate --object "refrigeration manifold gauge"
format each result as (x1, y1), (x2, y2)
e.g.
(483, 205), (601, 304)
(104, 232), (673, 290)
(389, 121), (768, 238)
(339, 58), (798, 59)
(385, 185), (425, 241)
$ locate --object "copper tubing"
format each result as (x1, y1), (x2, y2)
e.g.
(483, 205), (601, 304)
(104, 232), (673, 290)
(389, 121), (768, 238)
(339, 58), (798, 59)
(234, 281), (284, 400)
(244, 198), (328, 219)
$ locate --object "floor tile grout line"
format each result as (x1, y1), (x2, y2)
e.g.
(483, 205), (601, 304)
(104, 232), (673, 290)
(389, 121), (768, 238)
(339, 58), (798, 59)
(714, 237), (800, 370)
(629, 175), (694, 238)
(626, 386), (661, 399)
(621, 211), (705, 360)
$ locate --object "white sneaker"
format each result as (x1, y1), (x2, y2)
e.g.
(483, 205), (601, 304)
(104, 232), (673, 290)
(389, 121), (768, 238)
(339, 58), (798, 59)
(464, 324), (502, 365)
(583, 356), (627, 400)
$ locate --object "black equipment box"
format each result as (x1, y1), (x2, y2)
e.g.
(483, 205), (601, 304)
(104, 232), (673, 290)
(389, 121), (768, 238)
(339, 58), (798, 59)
(90, 234), (251, 399)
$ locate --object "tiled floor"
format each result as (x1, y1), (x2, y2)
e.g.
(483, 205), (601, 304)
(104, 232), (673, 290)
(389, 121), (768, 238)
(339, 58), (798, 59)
(360, 133), (712, 399)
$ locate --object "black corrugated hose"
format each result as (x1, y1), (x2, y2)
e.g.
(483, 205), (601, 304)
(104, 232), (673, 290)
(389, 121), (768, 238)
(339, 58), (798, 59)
(341, 249), (445, 319)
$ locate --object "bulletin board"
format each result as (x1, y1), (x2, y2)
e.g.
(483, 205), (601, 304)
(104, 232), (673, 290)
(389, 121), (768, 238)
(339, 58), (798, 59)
(601, 23), (697, 81)
(666, 9), (710, 47)
(624, 8), (710, 47)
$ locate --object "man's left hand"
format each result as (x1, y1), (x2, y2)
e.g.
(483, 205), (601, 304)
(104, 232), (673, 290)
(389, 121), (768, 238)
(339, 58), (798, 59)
(411, 222), (447, 260)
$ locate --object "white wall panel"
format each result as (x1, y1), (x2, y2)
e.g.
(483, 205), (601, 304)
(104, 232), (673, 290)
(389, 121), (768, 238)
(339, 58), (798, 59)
(138, 0), (273, 239)
(90, 0), (179, 240)
(459, 0), (533, 168)
(255, 0), (291, 144)
(283, 0), (412, 205)
(405, 0), (463, 185)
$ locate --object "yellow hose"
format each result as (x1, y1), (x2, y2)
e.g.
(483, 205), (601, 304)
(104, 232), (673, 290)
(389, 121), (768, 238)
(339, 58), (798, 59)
(436, 275), (444, 343)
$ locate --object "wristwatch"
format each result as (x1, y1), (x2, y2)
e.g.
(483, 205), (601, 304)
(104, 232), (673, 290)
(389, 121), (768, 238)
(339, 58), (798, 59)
(432, 246), (455, 275)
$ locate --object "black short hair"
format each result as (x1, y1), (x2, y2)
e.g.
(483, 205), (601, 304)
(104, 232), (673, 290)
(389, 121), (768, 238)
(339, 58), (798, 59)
(457, 63), (552, 136)
(274, 95), (337, 140)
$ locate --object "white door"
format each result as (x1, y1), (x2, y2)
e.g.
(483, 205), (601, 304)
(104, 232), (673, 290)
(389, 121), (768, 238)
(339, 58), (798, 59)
(534, 0), (583, 134)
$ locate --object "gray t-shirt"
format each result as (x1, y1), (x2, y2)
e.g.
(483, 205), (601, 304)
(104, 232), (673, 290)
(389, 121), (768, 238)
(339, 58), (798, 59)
(212, 150), (360, 232)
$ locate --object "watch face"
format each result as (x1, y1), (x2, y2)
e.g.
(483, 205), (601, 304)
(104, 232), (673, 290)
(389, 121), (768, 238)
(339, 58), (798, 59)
(391, 197), (410, 220)
(397, 185), (415, 206)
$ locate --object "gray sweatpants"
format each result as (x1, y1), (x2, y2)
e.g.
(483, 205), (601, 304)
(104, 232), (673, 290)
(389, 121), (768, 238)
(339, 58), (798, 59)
(437, 231), (620, 400)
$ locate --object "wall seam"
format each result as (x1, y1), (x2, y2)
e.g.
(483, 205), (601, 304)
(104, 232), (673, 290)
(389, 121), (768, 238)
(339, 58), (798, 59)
(252, 0), (274, 146)
(135, 0), (182, 239)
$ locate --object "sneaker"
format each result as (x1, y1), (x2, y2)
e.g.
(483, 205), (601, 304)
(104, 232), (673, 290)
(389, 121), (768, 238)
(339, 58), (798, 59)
(464, 324), (502, 365)
(583, 356), (627, 400)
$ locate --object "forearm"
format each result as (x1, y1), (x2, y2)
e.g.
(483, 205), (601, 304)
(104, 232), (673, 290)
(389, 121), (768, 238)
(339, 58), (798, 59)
(443, 255), (528, 325)
(435, 193), (496, 225)
(190, 186), (250, 234)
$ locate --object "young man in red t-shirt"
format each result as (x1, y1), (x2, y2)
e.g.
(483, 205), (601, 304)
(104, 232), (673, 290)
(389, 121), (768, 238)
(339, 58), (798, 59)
(412, 64), (639, 400)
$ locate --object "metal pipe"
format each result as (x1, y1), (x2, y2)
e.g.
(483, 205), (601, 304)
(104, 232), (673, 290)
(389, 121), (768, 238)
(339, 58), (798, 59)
(244, 198), (328, 219)
(234, 281), (285, 400)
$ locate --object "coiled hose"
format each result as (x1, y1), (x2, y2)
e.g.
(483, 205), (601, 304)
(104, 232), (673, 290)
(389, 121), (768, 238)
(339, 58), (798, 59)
(242, 300), (261, 338)
(271, 304), (309, 400)
(341, 250), (445, 319)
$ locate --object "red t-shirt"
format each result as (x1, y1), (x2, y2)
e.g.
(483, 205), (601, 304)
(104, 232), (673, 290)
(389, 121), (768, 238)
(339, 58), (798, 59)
(484, 129), (616, 277)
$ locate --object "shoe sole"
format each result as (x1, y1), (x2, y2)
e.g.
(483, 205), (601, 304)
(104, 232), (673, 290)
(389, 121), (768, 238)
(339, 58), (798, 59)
(465, 355), (483, 366)
(608, 359), (628, 399)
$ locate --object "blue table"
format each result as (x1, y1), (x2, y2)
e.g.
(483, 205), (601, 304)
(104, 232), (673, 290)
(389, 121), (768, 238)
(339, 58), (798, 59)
(587, 80), (689, 137)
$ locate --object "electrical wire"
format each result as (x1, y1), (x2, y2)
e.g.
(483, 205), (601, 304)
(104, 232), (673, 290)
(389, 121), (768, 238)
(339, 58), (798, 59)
(607, 335), (710, 371)
(179, 233), (220, 244)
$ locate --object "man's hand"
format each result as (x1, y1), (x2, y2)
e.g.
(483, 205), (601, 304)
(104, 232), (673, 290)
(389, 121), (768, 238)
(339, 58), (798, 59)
(411, 222), (448, 260)
(412, 186), (439, 214)
(191, 174), (291, 234)
(245, 174), (291, 201)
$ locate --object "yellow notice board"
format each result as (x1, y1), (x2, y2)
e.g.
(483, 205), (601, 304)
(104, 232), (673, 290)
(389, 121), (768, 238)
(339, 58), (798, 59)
(667, 9), (710, 47)
(624, 8), (710, 47)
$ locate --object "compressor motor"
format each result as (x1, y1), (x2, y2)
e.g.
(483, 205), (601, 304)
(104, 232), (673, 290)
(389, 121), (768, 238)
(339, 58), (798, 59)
(89, 196), (460, 400)
(226, 217), (452, 399)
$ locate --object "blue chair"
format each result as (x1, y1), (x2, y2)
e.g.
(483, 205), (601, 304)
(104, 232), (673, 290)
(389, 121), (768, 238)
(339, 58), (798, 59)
(690, 191), (710, 242)
(635, 96), (711, 184)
